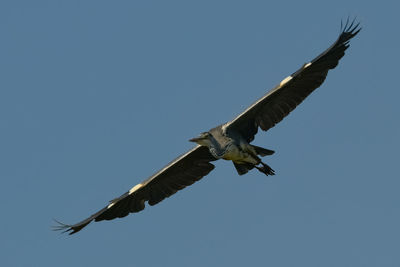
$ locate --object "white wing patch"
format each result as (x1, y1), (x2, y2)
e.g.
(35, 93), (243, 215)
(223, 74), (294, 129)
(129, 183), (144, 195)
(304, 62), (312, 68)
(105, 183), (143, 209)
(279, 75), (293, 87)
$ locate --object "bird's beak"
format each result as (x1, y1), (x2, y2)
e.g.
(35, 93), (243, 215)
(189, 137), (202, 143)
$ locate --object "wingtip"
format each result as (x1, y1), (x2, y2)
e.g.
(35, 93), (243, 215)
(341, 16), (362, 36)
(337, 17), (361, 47)
(52, 219), (74, 234)
(52, 219), (88, 235)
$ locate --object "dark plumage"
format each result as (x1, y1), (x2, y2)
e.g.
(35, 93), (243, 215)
(54, 19), (360, 235)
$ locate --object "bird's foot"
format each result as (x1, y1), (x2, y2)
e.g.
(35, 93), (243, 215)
(255, 162), (275, 176)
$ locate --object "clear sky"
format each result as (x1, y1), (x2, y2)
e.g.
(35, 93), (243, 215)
(1, 1), (399, 266)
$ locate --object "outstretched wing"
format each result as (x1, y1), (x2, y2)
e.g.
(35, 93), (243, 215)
(224, 18), (361, 142)
(54, 145), (216, 234)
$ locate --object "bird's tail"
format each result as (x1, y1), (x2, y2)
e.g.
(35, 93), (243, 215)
(233, 161), (275, 176)
(233, 162), (254, 175)
(251, 145), (275, 157)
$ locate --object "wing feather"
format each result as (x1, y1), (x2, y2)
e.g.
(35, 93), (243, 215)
(54, 145), (216, 234)
(225, 19), (361, 142)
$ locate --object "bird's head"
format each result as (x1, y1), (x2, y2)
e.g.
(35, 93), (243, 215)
(189, 132), (213, 146)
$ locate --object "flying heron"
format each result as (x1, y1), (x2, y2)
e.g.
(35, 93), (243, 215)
(55, 19), (360, 234)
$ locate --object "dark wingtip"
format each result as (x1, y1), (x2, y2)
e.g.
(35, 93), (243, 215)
(52, 219), (74, 235)
(336, 17), (361, 48)
(341, 16), (362, 37)
(52, 219), (88, 235)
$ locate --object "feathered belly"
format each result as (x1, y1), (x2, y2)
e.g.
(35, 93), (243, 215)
(221, 143), (258, 164)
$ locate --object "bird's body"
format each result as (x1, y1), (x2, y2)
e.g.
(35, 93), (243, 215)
(199, 126), (255, 162)
(192, 125), (275, 175)
(55, 19), (361, 235)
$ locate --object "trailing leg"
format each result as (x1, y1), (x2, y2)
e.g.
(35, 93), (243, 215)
(255, 161), (275, 176)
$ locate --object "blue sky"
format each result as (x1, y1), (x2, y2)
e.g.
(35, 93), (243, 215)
(1, 1), (399, 266)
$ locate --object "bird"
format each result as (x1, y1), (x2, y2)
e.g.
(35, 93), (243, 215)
(54, 18), (361, 235)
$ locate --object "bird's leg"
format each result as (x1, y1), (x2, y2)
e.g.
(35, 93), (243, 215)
(255, 162), (275, 176)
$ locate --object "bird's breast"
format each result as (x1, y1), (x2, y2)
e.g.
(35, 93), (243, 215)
(221, 143), (255, 164)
